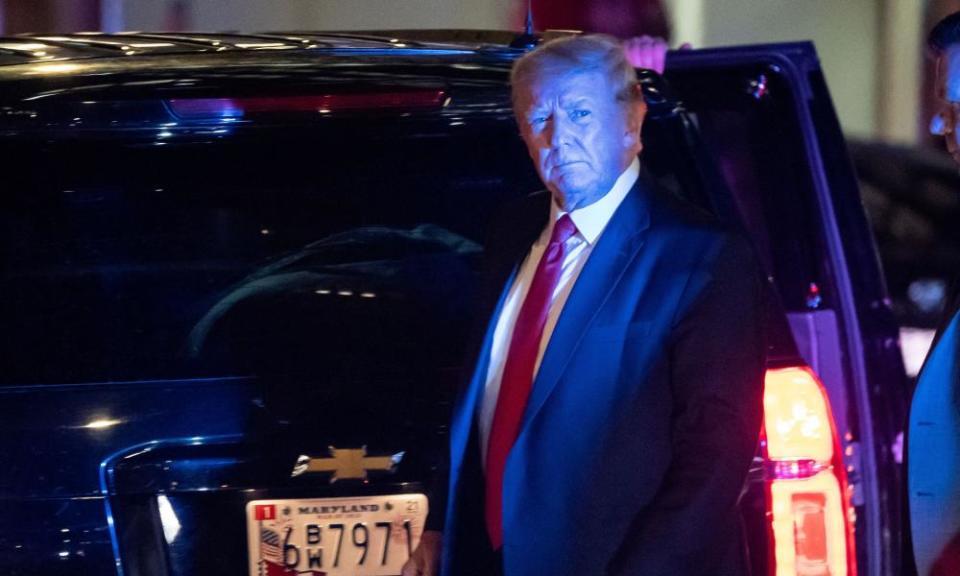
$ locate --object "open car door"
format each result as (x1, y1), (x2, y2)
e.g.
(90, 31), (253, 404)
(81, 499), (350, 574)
(642, 42), (908, 576)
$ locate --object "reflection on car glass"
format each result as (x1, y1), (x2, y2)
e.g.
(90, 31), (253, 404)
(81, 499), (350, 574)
(186, 224), (481, 357)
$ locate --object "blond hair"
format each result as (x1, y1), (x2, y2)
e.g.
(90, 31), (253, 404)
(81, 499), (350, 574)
(510, 34), (641, 112)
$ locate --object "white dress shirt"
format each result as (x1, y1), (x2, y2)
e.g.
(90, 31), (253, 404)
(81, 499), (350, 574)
(479, 157), (640, 463)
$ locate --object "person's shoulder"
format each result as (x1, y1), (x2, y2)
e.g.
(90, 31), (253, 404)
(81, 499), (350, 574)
(644, 179), (726, 240)
(641, 178), (755, 266)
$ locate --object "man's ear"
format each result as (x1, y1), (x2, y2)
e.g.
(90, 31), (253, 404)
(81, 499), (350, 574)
(624, 97), (648, 152)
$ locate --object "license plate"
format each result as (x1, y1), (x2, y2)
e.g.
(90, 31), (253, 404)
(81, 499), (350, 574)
(246, 494), (428, 576)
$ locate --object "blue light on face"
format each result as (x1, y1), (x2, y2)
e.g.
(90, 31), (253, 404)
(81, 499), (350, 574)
(933, 47), (960, 159)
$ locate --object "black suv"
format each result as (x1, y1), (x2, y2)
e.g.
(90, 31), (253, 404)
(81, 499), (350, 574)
(0, 31), (907, 576)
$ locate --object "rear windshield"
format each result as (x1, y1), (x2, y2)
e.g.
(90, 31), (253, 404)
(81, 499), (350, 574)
(2, 64), (832, 386)
(0, 118), (539, 385)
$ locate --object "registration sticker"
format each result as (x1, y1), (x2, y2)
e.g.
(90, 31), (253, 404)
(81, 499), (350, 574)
(246, 494), (428, 576)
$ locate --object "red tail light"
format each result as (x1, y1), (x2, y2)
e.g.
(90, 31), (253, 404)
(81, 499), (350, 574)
(166, 90), (449, 119)
(762, 366), (857, 576)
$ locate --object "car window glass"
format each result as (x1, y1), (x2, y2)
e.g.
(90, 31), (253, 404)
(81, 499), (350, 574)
(656, 64), (830, 313)
(0, 119), (540, 386)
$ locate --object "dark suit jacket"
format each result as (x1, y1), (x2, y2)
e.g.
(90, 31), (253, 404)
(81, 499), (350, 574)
(905, 280), (960, 576)
(440, 174), (766, 576)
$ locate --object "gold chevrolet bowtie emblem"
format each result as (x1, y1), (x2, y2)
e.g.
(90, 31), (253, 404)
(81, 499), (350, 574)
(291, 446), (404, 482)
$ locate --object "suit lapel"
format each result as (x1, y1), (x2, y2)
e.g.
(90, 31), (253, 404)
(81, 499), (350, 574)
(521, 179), (652, 430)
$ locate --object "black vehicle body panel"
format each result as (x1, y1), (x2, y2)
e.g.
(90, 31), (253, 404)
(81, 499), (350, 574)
(0, 33), (906, 576)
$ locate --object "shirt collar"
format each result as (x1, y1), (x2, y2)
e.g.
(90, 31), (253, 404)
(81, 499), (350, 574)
(549, 157), (640, 246)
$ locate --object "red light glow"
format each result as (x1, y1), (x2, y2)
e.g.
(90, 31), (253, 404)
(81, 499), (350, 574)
(763, 367), (856, 576)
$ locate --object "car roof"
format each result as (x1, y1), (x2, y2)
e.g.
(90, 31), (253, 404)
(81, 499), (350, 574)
(0, 29), (676, 129)
(0, 30), (547, 106)
(0, 30), (544, 65)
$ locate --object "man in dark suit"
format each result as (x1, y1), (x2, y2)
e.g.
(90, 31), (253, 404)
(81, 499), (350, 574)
(404, 34), (765, 576)
(907, 11), (960, 576)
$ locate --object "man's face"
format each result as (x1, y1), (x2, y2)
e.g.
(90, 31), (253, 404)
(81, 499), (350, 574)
(931, 44), (960, 164)
(516, 69), (645, 212)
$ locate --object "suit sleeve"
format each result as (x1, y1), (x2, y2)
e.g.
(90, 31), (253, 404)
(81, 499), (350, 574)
(424, 198), (540, 533)
(608, 233), (766, 575)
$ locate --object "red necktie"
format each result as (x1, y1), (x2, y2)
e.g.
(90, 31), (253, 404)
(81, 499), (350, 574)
(485, 214), (578, 550)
